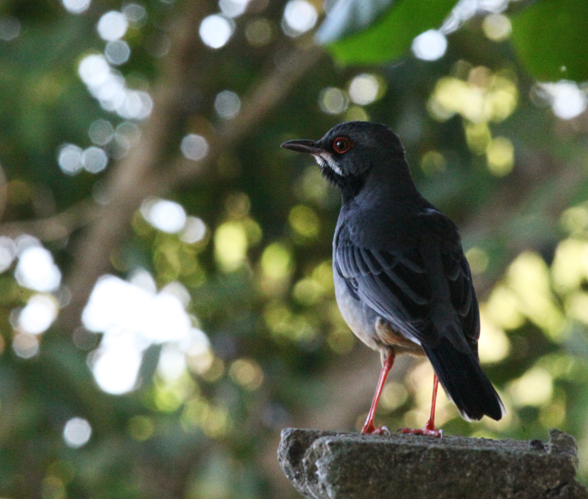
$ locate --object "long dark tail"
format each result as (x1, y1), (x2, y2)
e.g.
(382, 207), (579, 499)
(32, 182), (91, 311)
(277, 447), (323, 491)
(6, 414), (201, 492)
(423, 338), (504, 421)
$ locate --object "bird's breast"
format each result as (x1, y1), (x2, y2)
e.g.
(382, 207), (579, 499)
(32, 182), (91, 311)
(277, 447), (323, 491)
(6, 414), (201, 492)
(332, 265), (379, 351)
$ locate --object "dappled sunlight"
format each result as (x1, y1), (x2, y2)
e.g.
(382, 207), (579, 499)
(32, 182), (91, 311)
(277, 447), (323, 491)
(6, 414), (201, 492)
(508, 367), (553, 408)
(83, 272), (210, 395)
(288, 205), (320, 240)
(478, 308), (511, 364)
(428, 64), (519, 175)
(229, 358), (264, 391)
(484, 284), (525, 331)
(429, 67), (518, 124)
(261, 242), (293, 281)
(505, 252), (567, 341)
(465, 246), (489, 275)
(485, 136), (514, 176)
(2, 0), (588, 494)
(214, 221), (249, 272)
(78, 54), (152, 120)
(552, 238), (588, 293)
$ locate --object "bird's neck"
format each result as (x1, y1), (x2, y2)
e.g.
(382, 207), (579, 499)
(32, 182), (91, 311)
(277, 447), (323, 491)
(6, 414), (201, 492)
(342, 160), (420, 206)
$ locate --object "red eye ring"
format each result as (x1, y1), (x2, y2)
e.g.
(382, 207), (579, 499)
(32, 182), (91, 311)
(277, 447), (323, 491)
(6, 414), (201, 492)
(333, 137), (352, 154)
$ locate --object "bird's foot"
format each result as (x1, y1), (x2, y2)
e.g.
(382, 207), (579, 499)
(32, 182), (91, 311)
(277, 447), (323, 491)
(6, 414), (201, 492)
(361, 423), (391, 435)
(397, 426), (443, 438)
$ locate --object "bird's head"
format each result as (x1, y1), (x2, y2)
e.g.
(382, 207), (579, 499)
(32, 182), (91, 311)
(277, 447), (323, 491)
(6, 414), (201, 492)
(281, 121), (407, 200)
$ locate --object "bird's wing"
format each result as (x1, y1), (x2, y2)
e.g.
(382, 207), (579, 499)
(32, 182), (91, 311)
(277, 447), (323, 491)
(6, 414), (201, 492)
(440, 238), (480, 346)
(335, 238), (436, 346)
(335, 212), (480, 349)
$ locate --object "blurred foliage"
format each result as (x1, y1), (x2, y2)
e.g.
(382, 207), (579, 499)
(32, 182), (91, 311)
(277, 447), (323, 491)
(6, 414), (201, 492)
(511, 0), (588, 81)
(323, 0), (456, 64)
(0, 0), (588, 498)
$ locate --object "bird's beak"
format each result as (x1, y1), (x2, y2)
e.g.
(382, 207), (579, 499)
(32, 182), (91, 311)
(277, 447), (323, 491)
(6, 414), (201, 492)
(281, 139), (324, 155)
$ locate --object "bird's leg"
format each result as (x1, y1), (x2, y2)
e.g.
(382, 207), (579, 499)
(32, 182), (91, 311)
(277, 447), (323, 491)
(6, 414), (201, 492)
(361, 349), (395, 435)
(398, 374), (442, 438)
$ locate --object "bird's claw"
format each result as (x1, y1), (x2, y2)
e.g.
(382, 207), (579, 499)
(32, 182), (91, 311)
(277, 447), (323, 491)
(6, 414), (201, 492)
(361, 424), (391, 435)
(397, 426), (443, 438)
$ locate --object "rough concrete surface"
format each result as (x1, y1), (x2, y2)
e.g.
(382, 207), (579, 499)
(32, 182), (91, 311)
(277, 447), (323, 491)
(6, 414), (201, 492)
(278, 428), (588, 499)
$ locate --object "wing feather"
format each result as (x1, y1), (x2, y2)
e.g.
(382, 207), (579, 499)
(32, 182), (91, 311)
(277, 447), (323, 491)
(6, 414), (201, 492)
(336, 241), (434, 345)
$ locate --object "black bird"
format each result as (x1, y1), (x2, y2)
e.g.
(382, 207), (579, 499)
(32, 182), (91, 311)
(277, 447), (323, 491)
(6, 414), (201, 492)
(281, 122), (504, 436)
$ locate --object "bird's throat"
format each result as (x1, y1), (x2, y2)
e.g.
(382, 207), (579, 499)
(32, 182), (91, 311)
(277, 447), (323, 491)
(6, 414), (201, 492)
(320, 166), (366, 202)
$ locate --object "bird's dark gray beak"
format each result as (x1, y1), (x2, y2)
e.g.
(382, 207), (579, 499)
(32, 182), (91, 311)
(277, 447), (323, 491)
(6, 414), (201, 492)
(281, 139), (324, 155)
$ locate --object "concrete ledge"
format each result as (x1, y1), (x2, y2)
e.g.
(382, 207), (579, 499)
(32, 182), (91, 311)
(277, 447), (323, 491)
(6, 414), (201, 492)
(278, 428), (588, 499)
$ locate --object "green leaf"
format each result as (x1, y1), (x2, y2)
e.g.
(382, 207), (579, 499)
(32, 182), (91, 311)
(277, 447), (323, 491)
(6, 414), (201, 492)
(325, 0), (458, 65)
(511, 0), (588, 82)
(316, 0), (395, 45)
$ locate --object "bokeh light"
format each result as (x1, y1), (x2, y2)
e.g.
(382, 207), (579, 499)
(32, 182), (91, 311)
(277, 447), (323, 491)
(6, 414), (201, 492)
(0, 236), (16, 272)
(245, 19), (273, 46)
(319, 87), (349, 115)
(78, 54), (153, 120)
(214, 90), (241, 119)
(105, 40), (131, 65)
(18, 294), (59, 334)
(482, 13), (511, 41)
(412, 30), (447, 61)
(15, 246), (62, 292)
(63, 418), (92, 448)
(219, 0), (252, 18)
(538, 81), (587, 120)
(97, 11), (128, 42)
(486, 136), (514, 176)
(123, 3), (147, 24)
(12, 333), (40, 359)
(181, 134), (209, 161)
(214, 222), (248, 272)
(348, 74), (380, 106)
(89, 119), (114, 146)
(82, 146), (109, 173)
(58, 144), (84, 175)
(199, 15), (234, 49)
(83, 272), (208, 394)
(61, 0), (91, 14)
(180, 216), (207, 244)
(282, 0), (317, 37)
(91, 336), (143, 394)
(141, 198), (187, 234)
(0, 16), (21, 41)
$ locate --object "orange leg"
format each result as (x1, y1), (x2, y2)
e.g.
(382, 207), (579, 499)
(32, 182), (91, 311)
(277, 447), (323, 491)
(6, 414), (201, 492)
(362, 350), (395, 434)
(399, 374), (442, 438)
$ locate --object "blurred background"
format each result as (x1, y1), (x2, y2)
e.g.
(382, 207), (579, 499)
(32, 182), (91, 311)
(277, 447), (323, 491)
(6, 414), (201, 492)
(1, 0), (588, 497)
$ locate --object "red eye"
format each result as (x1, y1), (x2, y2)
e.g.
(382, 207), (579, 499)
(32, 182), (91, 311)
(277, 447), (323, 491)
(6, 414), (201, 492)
(333, 137), (352, 154)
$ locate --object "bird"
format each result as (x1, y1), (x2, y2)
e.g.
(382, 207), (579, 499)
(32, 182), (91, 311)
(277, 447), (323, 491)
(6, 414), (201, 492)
(281, 121), (505, 436)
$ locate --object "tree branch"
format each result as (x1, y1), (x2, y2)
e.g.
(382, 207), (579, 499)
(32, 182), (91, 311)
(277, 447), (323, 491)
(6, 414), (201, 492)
(0, 199), (95, 241)
(57, 5), (325, 331)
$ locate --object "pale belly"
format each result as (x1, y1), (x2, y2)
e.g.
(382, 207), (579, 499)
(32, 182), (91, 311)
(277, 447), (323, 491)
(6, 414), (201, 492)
(333, 268), (424, 357)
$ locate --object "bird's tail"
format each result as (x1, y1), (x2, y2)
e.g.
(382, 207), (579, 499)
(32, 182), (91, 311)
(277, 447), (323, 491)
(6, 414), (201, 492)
(423, 338), (505, 421)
